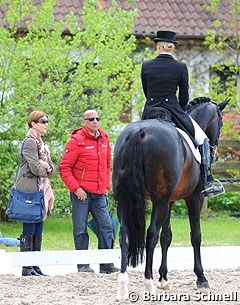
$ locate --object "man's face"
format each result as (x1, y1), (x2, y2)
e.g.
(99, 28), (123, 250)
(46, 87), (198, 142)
(83, 111), (100, 134)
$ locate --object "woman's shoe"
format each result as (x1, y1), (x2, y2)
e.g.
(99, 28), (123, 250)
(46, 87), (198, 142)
(33, 266), (47, 276)
(22, 266), (40, 276)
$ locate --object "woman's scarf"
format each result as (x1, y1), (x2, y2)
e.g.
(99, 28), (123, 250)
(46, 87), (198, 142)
(26, 128), (55, 219)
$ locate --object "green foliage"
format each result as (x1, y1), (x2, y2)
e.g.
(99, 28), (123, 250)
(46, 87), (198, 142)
(171, 200), (188, 216)
(0, 141), (18, 219)
(221, 120), (240, 141)
(50, 174), (72, 217)
(0, 0), (143, 219)
(202, 0), (240, 110)
(208, 192), (240, 213)
(170, 192), (240, 216)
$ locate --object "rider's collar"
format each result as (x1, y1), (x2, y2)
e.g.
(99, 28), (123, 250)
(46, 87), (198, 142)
(160, 52), (173, 56)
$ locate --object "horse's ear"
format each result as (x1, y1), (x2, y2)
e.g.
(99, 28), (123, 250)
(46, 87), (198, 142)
(219, 99), (230, 111)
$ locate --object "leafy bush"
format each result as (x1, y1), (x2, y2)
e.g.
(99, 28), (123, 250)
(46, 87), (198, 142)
(208, 192), (240, 213)
(170, 192), (240, 216)
(50, 175), (72, 217)
(0, 142), (18, 219)
(172, 200), (188, 216)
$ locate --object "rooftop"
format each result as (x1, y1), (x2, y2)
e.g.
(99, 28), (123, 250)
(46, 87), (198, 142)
(0, 0), (234, 39)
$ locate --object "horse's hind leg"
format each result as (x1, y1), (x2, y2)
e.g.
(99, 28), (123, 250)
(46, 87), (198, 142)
(186, 196), (209, 289)
(145, 200), (169, 294)
(158, 203), (173, 290)
(117, 221), (129, 300)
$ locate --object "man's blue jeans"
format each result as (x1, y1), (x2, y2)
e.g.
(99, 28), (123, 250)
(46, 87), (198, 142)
(71, 192), (114, 270)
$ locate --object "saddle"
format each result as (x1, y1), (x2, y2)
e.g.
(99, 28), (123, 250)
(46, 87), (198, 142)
(147, 107), (173, 122)
(146, 107), (201, 163)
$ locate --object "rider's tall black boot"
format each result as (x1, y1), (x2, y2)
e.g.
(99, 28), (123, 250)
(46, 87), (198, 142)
(32, 235), (47, 276)
(199, 139), (225, 197)
(20, 235), (40, 276)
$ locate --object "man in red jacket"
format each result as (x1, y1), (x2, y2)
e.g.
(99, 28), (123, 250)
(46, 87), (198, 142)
(59, 110), (119, 273)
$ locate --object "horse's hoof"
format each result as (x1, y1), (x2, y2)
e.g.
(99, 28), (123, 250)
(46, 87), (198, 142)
(157, 279), (172, 290)
(117, 288), (128, 301)
(197, 280), (210, 289)
(162, 283), (172, 290)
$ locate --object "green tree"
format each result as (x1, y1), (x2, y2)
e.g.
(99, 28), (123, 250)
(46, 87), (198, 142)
(202, 0), (240, 201)
(202, 0), (240, 110)
(0, 0), (142, 219)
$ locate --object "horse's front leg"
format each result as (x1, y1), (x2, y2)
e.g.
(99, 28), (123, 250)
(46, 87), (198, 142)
(145, 201), (169, 295)
(117, 220), (129, 300)
(158, 202), (173, 290)
(186, 196), (209, 289)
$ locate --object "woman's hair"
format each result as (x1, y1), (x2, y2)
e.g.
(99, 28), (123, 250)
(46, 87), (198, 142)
(159, 42), (175, 52)
(27, 111), (48, 128)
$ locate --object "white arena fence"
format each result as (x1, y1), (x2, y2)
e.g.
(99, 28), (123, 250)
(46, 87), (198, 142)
(1, 246), (240, 275)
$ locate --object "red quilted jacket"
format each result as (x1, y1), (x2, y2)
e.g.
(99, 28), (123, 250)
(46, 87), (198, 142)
(59, 127), (111, 194)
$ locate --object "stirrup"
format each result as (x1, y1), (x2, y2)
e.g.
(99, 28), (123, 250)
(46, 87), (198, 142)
(212, 178), (225, 189)
(202, 179), (225, 197)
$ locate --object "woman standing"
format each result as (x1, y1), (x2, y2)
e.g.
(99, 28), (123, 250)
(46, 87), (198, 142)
(15, 111), (55, 276)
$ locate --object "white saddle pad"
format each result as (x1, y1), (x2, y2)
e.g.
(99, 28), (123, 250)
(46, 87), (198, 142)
(176, 128), (201, 163)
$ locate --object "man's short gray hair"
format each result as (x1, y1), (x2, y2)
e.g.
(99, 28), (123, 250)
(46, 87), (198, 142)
(83, 109), (98, 119)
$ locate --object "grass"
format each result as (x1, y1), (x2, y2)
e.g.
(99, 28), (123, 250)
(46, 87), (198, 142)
(170, 216), (240, 246)
(0, 215), (239, 252)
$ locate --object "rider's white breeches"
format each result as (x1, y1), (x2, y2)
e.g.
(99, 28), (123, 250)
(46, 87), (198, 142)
(189, 115), (208, 145)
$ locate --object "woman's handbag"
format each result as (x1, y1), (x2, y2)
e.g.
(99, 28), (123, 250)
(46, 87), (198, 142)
(7, 188), (45, 223)
(6, 137), (45, 223)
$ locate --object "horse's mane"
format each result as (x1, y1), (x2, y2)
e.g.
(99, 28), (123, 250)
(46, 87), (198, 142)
(187, 96), (212, 112)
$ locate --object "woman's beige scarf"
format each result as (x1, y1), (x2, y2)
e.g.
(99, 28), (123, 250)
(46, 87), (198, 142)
(26, 128), (54, 219)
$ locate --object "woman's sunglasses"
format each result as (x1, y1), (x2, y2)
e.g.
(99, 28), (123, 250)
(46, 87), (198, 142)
(84, 117), (100, 122)
(35, 119), (48, 124)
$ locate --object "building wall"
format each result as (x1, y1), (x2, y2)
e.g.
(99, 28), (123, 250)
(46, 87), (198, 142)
(175, 45), (235, 99)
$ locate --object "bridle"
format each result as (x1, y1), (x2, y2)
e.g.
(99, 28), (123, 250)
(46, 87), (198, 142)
(209, 102), (223, 163)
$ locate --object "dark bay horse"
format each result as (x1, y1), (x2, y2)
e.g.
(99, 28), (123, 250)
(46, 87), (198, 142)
(112, 98), (229, 299)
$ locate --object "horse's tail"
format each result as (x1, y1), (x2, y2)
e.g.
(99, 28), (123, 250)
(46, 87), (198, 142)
(114, 128), (146, 267)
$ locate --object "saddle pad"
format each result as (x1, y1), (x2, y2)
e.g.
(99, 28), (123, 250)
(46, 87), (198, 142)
(176, 128), (201, 163)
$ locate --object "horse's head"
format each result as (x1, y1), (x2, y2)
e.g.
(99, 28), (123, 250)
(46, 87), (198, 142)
(188, 97), (229, 162)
